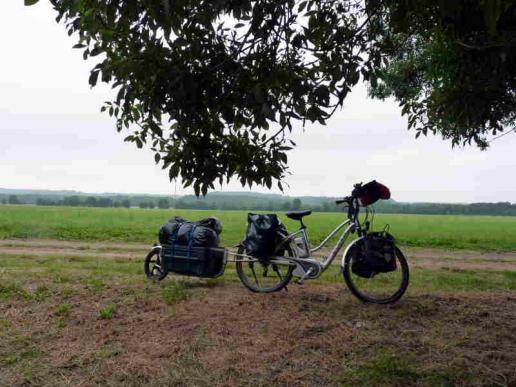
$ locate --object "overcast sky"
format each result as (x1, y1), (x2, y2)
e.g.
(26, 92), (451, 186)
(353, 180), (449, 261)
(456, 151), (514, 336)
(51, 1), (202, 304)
(1, 2), (515, 203)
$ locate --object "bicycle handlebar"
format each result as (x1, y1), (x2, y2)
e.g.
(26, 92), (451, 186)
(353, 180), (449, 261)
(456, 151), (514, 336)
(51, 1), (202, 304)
(335, 196), (353, 205)
(335, 195), (360, 220)
(334, 182), (366, 221)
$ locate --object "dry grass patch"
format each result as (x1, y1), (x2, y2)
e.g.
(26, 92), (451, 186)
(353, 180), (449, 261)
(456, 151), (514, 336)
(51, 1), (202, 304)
(0, 249), (515, 386)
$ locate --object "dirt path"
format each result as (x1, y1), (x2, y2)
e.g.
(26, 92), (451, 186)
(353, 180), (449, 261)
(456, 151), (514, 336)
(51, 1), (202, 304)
(0, 239), (149, 259)
(1, 239), (515, 271)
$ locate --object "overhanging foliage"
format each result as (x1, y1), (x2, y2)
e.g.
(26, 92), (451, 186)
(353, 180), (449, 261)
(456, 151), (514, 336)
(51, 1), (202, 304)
(25, 0), (516, 194)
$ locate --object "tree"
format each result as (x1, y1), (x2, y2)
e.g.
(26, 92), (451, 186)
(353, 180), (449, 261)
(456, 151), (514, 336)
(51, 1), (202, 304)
(36, 198), (57, 206)
(292, 198), (302, 210)
(122, 199), (131, 208)
(157, 198), (170, 209)
(85, 196), (98, 207)
(368, 1), (516, 149)
(28, 0), (516, 193)
(8, 195), (20, 205)
(63, 195), (82, 206)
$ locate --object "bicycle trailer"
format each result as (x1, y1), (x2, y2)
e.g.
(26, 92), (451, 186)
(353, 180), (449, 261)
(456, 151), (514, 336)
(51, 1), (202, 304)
(160, 244), (227, 278)
(156, 216), (227, 278)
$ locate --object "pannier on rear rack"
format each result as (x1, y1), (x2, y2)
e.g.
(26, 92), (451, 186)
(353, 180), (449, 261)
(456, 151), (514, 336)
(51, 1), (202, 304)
(159, 217), (227, 278)
(242, 213), (287, 259)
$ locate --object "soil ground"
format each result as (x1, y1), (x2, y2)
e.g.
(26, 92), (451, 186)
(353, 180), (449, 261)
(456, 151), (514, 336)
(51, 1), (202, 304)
(1, 239), (515, 386)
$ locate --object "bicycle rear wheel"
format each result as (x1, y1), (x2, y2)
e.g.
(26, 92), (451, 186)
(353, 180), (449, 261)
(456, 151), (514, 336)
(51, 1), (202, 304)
(343, 244), (409, 304)
(144, 247), (168, 281)
(236, 245), (294, 293)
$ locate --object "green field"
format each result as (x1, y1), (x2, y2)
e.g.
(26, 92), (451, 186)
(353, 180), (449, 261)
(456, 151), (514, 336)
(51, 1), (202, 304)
(0, 205), (515, 250)
(1, 204), (516, 385)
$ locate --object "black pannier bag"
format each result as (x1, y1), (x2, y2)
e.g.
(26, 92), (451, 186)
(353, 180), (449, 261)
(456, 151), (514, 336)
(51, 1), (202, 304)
(351, 232), (397, 278)
(354, 180), (391, 206)
(159, 216), (225, 278)
(243, 213), (287, 259)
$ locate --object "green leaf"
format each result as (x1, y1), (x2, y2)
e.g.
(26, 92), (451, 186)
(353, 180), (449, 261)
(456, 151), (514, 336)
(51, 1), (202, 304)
(24, 0), (39, 6)
(89, 70), (99, 87)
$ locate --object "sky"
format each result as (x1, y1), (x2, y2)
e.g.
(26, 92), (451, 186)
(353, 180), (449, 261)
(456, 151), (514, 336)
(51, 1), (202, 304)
(1, 2), (515, 203)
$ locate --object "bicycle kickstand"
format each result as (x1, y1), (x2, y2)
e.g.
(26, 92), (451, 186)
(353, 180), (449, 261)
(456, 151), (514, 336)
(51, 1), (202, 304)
(296, 267), (314, 285)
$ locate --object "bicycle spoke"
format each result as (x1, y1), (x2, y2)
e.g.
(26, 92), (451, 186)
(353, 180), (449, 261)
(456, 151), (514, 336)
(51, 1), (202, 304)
(272, 264), (283, 281)
(236, 246), (293, 293)
(249, 263), (260, 286)
(345, 249), (408, 304)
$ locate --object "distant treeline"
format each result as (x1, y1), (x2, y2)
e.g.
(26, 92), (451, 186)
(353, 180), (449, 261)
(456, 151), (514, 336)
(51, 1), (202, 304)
(1, 191), (515, 216)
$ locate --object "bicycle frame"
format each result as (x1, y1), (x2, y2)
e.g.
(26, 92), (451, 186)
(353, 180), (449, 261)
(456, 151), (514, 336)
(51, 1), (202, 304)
(275, 215), (361, 279)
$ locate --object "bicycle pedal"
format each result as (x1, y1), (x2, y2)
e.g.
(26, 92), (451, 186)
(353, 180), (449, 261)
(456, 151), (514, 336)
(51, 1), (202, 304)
(295, 267), (313, 285)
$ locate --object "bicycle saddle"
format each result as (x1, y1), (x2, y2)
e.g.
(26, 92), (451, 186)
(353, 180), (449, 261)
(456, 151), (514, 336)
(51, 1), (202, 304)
(285, 210), (312, 221)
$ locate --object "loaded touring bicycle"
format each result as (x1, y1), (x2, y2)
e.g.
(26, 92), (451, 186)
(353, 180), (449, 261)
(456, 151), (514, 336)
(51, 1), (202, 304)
(145, 181), (410, 304)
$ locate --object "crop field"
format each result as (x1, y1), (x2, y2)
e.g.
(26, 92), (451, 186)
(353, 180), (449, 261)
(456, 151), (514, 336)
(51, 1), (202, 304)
(1, 205), (516, 250)
(0, 205), (515, 386)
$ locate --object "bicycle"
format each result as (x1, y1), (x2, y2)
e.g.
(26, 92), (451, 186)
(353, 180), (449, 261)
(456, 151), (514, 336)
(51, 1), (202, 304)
(235, 183), (410, 304)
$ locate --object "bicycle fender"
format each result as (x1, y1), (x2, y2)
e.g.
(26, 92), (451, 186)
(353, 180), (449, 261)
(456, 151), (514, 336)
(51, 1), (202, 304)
(340, 236), (365, 268)
(150, 245), (162, 254)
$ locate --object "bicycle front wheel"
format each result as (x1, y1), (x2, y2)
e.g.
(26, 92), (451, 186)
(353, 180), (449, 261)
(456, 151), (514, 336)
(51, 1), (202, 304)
(236, 245), (294, 293)
(343, 245), (409, 304)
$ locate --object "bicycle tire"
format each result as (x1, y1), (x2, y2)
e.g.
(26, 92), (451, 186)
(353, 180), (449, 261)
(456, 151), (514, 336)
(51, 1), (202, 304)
(144, 247), (168, 281)
(236, 245), (294, 293)
(343, 245), (409, 304)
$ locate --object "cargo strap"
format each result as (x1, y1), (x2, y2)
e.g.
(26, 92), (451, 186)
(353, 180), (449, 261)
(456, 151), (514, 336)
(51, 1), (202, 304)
(187, 225), (197, 257)
(169, 229), (179, 256)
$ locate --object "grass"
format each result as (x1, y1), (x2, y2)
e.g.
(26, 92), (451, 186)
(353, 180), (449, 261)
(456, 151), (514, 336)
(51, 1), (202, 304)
(161, 282), (189, 304)
(1, 205), (516, 250)
(99, 304), (117, 319)
(56, 303), (70, 317)
(339, 351), (470, 386)
(0, 203), (514, 386)
(0, 250), (514, 386)
(0, 282), (30, 301)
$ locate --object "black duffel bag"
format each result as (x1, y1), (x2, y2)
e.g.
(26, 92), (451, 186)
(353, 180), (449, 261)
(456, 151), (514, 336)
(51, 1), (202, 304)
(242, 213), (287, 259)
(351, 232), (397, 278)
(159, 216), (222, 247)
(176, 222), (219, 248)
(158, 216), (186, 245)
(158, 216), (225, 278)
